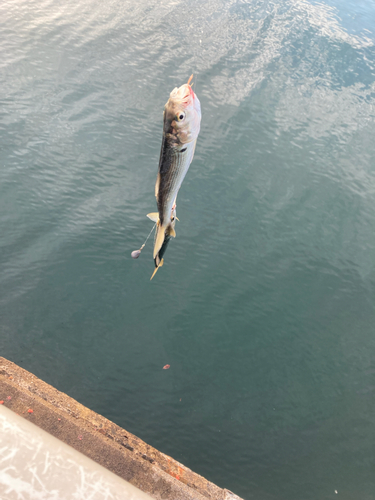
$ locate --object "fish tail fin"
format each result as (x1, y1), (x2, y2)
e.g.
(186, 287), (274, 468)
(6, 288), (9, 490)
(150, 258), (164, 280)
(153, 223), (166, 259)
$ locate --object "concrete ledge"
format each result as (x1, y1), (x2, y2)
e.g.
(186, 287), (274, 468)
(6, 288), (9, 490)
(0, 357), (243, 500)
(0, 405), (153, 499)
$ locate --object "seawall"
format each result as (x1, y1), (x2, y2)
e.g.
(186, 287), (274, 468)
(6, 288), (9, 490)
(0, 357), (243, 500)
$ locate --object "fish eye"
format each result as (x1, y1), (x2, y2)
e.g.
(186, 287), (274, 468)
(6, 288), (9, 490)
(176, 111), (186, 122)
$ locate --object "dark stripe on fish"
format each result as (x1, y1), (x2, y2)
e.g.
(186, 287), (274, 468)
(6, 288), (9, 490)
(157, 113), (188, 226)
(154, 233), (172, 268)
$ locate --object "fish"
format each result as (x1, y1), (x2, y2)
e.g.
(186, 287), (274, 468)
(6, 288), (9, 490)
(152, 74), (201, 259)
(147, 204), (178, 280)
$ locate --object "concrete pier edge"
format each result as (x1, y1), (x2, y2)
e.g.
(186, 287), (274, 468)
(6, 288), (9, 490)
(0, 357), (243, 500)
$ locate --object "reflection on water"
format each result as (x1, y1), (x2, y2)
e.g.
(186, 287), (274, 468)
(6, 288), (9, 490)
(1, 0), (375, 498)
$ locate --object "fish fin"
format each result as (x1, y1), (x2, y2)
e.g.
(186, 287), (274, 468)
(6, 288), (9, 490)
(150, 259), (164, 281)
(169, 227), (176, 238)
(155, 253), (162, 267)
(147, 212), (159, 222)
(155, 173), (160, 198)
(150, 267), (158, 280)
(175, 217), (180, 222)
(153, 224), (166, 258)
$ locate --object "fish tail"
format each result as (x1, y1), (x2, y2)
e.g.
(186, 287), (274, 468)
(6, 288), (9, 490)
(153, 222), (166, 259)
(147, 212), (166, 258)
(150, 258), (164, 280)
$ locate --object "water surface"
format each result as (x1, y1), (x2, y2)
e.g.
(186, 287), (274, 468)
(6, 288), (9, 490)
(1, 0), (375, 498)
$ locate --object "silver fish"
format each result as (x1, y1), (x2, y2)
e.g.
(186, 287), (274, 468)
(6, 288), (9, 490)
(152, 75), (201, 259)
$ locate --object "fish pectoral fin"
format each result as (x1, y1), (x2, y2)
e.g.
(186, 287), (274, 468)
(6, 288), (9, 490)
(169, 227), (176, 238)
(150, 259), (164, 281)
(147, 212), (159, 222)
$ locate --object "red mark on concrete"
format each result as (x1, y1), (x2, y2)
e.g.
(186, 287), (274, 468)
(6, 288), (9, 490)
(165, 458), (186, 482)
(7, 396), (11, 400)
(58, 418), (61, 421)
(163, 365), (170, 370)
(78, 435), (83, 440)
(0, 401), (3, 405)
(169, 471), (181, 481)
(27, 409), (33, 413)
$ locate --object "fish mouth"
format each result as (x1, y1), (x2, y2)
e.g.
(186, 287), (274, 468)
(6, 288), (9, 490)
(178, 86), (194, 107)
(169, 78), (195, 107)
(185, 75), (195, 98)
(181, 84), (195, 108)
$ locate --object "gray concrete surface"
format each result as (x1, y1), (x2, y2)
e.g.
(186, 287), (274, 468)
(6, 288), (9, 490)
(0, 405), (153, 500)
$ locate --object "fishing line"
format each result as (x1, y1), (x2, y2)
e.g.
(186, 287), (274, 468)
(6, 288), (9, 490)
(131, 222), (156, 259)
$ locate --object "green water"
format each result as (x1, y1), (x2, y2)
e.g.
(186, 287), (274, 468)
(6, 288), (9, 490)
(1, 0), (375, 498)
